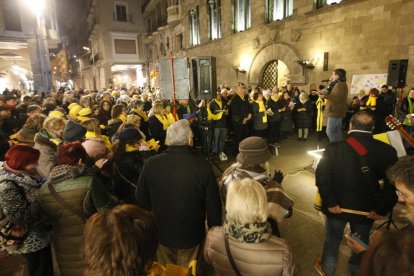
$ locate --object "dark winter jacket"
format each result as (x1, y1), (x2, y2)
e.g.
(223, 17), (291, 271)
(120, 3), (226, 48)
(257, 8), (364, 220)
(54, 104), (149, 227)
(114, 150), (144, 203)
(230, 94), (251, 126)
(266, 97), (285, 123)
(136, 145), (222, 249)
(294, 100), (312, 129)
(316, 131), (398, 224)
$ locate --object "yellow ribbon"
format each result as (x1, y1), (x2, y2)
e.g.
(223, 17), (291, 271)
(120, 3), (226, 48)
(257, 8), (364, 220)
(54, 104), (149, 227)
(255, 100), (267, 123)
(155, 114), (169, 130)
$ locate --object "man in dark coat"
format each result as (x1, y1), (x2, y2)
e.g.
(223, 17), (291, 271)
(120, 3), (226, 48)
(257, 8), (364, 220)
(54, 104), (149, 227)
(229, 84), (252, 155)
(315, 111), (398, 276)
(136, 119), (222, 268)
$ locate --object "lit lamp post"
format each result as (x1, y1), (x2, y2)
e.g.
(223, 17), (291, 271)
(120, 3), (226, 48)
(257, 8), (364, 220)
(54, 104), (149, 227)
(23, 0), (52, 93)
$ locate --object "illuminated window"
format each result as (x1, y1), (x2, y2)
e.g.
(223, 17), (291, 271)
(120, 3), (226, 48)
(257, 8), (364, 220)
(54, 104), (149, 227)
(233, 0), (251, 32)
(316, 0), (342, 9)
(207, 0), (222, 40)
(189, 7), (200, 46)
(266, 0), (293, 22)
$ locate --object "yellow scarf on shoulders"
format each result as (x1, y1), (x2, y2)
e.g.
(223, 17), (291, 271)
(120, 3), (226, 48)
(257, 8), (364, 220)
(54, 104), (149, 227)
(255, 100), (267, 123)
(208, 99), (224, 121)
(132, 109), (149, 122)
(155, 114), (169, 130)
(165, 112), (176, 126)
(365, 95), (377, 107)
(85, 131), (112, 149)
(125, 144), (140, 152)
(118, 114), (127, 123)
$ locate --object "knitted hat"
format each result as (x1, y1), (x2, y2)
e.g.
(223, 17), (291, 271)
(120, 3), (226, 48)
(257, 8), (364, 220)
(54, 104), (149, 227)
(48, 110), (65, 118)
(78, 107), (92, 117)
(236, 136), (271, 165)
(82, 139), (107, 160)
(118, 128), (142, 143)
(63, 120), (87, 142)
(5, 144), (40, 170)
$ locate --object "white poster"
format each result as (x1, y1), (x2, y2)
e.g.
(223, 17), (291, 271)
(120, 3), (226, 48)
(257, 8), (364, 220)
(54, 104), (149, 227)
(350, 74), (388, 95)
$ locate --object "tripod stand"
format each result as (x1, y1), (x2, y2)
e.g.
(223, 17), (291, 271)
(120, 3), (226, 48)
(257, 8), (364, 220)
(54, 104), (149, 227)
(376, 209), (399, 231)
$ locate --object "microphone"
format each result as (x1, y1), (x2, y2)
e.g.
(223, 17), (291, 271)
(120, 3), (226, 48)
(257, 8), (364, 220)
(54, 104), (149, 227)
(321, 79), (330, 82)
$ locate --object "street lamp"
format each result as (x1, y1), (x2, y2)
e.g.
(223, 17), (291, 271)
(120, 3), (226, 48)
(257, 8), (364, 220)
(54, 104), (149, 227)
(23, 0), (45, 18)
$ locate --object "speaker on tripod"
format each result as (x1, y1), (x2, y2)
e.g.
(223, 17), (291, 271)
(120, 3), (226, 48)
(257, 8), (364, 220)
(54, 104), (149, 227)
(159, 58), (191, 100)
(387, 59), (408, 88)
(191, 56), (217, 101)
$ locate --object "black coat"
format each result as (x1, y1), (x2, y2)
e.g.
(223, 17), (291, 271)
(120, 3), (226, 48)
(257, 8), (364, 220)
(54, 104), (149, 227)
(114, 151), (144, 203)
(294, 100), (312, 128)
(209, 99), (227, 128)
(316, 132), (398, 224)
(136, 146), (222, 249)
(266, 97), (285, 123)
(148, 115), (166, 147)
(230, 94), (251, 126)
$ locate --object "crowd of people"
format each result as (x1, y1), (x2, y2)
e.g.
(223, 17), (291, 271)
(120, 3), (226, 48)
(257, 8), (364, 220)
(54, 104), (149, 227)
(0, 67), (413, 276)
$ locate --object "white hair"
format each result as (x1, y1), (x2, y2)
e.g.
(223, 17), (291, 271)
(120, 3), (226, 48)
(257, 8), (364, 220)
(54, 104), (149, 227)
(166, 119), (193, 146)
(226, 178), (268, 224)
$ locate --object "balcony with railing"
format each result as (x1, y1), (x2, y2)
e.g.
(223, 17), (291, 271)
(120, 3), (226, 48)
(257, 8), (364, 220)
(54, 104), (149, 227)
(167, 4), (182, 25)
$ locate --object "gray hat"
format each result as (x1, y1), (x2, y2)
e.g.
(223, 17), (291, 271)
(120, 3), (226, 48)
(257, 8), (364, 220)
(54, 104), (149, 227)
(236, 136), (271, 165)
(63, 120), (86, 142)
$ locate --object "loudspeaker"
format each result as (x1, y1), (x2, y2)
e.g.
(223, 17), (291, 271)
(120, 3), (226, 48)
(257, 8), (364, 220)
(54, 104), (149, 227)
(191, 56), (217, 100)
(159, 58), (190, 100)
(387, 59), (408, 88)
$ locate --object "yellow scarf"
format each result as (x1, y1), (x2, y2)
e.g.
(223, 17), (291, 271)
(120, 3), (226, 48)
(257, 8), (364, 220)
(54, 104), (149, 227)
(119, 114), (127, 123)
(132, 109), (149, 122)
(208, 99), (224, 121)
(125, 144), (140, 152)
(366, 95), (377, 107)
(85, 131), (112, 149)
(165, 112), (176, 126)
(255, 100), (268, 123)
(155, 114), (169, 130)
(316, 98), (326, 131)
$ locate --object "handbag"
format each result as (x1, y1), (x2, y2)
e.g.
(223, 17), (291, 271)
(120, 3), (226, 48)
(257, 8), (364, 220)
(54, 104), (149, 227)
(224, 233), (242, 276)
(0, 180), (29, 252)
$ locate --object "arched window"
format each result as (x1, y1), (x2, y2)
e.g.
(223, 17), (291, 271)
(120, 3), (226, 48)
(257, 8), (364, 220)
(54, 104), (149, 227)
(207, 0), (222, 40)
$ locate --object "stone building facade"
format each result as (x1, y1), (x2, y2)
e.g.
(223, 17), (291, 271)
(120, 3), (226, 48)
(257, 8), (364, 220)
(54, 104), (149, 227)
(144, 0), (414, 94)
(0, 0), (61, 93)
(77, 0), (146, 90)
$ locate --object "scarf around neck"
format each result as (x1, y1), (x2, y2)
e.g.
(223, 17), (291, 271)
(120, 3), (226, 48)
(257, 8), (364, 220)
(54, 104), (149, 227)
(155, 114), (169, 130)
(223, 219), (272, 243)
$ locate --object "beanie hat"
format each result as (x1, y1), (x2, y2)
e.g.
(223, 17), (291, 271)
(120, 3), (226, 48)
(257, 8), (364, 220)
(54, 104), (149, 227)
(5, 144), (40, 170)
(118, 128), (142, 143)
(63, 120), (87, 142)
(236, 136), (271, 165)
(78, 108), (92, 117)
(48, 110), (65, 118)
(82, 139), (107, 161)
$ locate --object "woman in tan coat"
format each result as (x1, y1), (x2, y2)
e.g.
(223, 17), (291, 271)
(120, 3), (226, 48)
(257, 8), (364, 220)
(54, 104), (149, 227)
(204, 178), (296, 276)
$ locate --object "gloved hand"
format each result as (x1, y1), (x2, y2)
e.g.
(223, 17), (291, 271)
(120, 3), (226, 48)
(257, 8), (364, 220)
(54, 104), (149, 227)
(273, 170), (284, 184)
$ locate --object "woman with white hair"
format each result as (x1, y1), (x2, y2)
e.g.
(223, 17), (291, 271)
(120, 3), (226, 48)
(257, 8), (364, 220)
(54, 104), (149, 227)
(204, 178), (296, 276)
